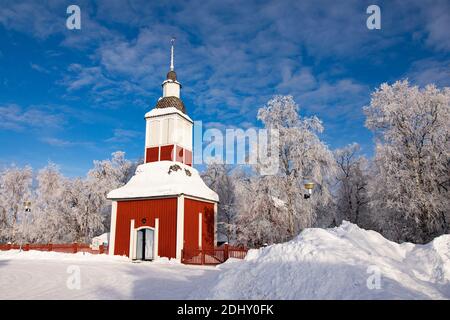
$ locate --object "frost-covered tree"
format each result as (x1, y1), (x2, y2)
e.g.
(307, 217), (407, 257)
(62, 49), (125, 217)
(0, 165), (33, 243)
(202, 162), (237, 243)
(0, 152), (141, 244)
(89, 151), (137, 187)
(334, 143), (369, 225)
(31, 163), (69, 243)
(364, 80), (450, 243)
(234, 172), (289, 247)
(87, 151), (139, 231)
(256, 95), (336, 238)
(64, 178), (106, 243)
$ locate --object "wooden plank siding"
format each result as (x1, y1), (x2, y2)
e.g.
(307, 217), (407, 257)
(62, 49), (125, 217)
(114, 198), (178, 258)
(183, 198), (215, 251)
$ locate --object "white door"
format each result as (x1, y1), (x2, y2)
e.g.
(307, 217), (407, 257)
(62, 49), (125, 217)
(144, 229), (154, 260)
(136, 230), (144, 260)
(136, 229), (154, 260)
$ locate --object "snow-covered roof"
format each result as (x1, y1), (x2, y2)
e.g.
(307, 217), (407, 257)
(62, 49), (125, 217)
(144, 106), (193, 122)
(92, 233), (109, 243)
(107, 161), (219, 202)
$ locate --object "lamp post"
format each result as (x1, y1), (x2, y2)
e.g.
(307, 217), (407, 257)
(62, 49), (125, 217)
(21, 201), (32, 251)
(304, 182), (314, 199)
(24, 201), (31, 213)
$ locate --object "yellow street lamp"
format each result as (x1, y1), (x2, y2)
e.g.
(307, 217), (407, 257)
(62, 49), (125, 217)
(23, 201), (31, 212)
(304, 182), (314, 199)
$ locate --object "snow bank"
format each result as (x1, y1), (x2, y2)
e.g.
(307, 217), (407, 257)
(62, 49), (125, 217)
(107, 161), (219, 201)
(199, 222), (450, 299)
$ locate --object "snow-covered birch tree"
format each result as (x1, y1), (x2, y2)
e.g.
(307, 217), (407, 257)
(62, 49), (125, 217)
(0, 165), (33, 243)
(31, 163), (68, 243)
(259, 96), (336, 234)
(0, 153), (141, 244)
(334, 143), (369, 226)
(64, 178), (106, 243)
(87, 151), (139, 231)
(364, 80), (450, 243)
(202, 162), (237, 243)
(234, 172), (289, 247)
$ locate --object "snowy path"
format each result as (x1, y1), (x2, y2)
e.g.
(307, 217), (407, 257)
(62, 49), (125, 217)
(0, 251), (220, 299)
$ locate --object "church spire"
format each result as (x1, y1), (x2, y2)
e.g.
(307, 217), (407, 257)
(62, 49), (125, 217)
(170, 37), (175, 71)
(162, 38), (182, 100)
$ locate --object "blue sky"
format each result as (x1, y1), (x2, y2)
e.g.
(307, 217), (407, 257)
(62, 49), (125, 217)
(0, 0), (449, 177)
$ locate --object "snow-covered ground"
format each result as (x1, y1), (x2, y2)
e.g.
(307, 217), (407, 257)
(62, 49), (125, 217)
(0, 251), (219, 299)
(1, 222), (449, 300)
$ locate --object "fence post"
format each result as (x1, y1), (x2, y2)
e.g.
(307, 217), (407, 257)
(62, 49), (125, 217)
(224, 244), (229, 261)
(73, 243), (78, 253)
(99, 245), (104, 254)
(24, 244), (29, 251)
(7, 243), (11, 251)
(48, 243), (53, 252)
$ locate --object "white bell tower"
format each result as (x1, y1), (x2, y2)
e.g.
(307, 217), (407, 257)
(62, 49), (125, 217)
(144, 38), (193, 166)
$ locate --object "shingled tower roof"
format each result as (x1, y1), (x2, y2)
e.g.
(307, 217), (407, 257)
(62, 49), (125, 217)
(154, 38), (186, 114)
(155, 96), (186, 113)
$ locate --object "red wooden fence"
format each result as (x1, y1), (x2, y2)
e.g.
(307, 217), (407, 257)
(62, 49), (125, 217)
(182, 244), (248, 265)
(0, 243), (108, 255)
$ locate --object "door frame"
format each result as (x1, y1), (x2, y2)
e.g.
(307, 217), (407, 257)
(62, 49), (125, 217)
(131, 225), (156, 261)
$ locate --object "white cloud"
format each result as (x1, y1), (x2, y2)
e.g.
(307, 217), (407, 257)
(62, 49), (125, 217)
(40, 137), (95, 149)
(0, 1), (64, 39)
(105, 128), (141, 143)
(422, 2), (450, 51)
(2, 0), (447, 138)
(0, 104), (64, 131)
(407, 58), (450, 88)
(30, 63), (50, 74)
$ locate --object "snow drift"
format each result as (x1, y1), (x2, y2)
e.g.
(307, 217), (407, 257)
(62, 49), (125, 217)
(200, 221), (450, 299)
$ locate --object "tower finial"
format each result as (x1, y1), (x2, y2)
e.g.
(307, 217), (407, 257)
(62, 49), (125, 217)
(170, 37), (175, 71)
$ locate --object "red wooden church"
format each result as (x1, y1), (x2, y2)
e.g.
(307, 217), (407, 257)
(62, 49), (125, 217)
(107, 41), (219, 261)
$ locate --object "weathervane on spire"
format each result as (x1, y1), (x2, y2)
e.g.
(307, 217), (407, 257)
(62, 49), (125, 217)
(170, 37), (175, 71)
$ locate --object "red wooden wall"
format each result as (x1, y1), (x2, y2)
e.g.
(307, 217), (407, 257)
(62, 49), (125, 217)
(185, 150), (192, 166)
(176, 146), (184, 162)
(145, 145), (192, 166)
(145, 147), (159, 162)
(114, 198), (178, 258)
(183, 198), (215, 251)
(160, 145), (174, 161)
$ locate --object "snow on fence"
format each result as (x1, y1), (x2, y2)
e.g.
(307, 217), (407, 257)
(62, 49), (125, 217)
(0, 243), (108, 255)
(181, 244), (248, 265)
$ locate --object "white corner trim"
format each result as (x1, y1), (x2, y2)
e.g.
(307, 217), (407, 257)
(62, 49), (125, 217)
(109, 201), (118, 256)
(155, 218), (160, 258)
(198, 212), (202, 249)
(214, 203), (218, 246)
(129, 219), (135, 260)
(176, 195), (185, 260)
